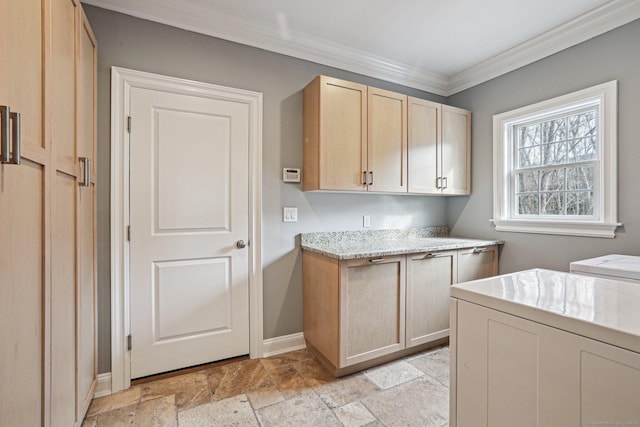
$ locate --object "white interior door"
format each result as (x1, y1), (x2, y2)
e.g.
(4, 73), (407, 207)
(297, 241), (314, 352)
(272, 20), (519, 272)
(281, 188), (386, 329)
(129, 85), (250, 378)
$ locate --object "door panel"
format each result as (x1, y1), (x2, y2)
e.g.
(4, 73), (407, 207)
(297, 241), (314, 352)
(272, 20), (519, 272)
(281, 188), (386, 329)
(408, 97), (440, 194)
(51, 171), (77, 427)
(50, 0), (78, 168)
(458, 246), (498, 283)
(406, 251), (456, 347)
(130, 86), (250, 378)
(319, 77), (367, 191)
(441, 105), (470, 195)
(0, 160), (45, 426)
(153, 258), (231, 340)
(77, 9), (97, 417)
(340, 256), (406, 367)
(0, 0), (44, 151)
(155, 109), (230, 231)
(368, 88), (407, 193)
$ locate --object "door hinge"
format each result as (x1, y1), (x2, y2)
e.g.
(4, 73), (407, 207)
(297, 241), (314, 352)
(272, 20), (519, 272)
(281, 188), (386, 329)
(127, 225), (131, 241)
(127, 334), (132, 351)
(127, 116), (132, 133)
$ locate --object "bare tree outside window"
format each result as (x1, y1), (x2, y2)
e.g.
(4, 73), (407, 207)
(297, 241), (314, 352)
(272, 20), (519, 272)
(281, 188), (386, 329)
(513, 107), (597, 217)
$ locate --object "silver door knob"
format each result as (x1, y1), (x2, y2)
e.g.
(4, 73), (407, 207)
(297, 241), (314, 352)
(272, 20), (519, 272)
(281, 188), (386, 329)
(236, 240), (247, 249)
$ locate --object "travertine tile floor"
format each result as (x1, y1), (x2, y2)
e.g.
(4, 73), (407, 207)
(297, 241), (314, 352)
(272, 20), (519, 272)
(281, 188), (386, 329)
(83, 345), (450, 426)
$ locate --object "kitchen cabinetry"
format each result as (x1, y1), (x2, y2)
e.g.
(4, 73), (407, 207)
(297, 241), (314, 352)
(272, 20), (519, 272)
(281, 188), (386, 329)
(408, 98), (471, 195)
(303, 76), (367, 191)
(77, 9), (98, 420)
(452, 300), (640, 427)
(303, 75), (469, 195)
(406, 251), (457, 347)
(367, 87), (407, 192)
(1, 1), (47, 425)
(340, 256), (406, 366)
(457, 245), (498, 283)
(303, 245), (498, 376)
(303, 75), (408, 192)
(0, 1), (97, 425)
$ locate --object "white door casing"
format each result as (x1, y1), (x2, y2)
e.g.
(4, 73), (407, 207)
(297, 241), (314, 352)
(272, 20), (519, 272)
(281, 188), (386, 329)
(111, 67), (263, 390)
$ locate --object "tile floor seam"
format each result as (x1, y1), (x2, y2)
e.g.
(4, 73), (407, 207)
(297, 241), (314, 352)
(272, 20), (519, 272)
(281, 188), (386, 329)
(350, 398), (387, 426)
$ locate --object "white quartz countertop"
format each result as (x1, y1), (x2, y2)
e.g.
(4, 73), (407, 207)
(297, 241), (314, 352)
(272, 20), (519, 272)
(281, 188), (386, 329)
(300, 228), (501, 260)
(451, 269), (640, 354)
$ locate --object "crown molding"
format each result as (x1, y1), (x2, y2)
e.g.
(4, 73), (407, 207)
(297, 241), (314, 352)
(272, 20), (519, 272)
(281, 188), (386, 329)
(83, 0), (639, 97)
(81, 0), (449, 95)
(447, 0), (640, 96)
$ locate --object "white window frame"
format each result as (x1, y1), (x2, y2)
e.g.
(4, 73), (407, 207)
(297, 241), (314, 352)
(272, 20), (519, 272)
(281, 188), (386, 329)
(492, 81), (619, 238)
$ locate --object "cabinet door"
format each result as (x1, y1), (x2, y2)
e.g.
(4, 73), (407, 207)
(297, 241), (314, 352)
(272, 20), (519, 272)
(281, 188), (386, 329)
(406, 251), (456, 347)
(76, 9), (98, 420)
(315, 76), (367, 191)
(0, 0), (45, 154)
(340, 256), (406, 367)
(441, 105), (470, 195)
(367, 87), (407, 193)
(457, 245), (498, 283)
(49, 0), (80, 425)
(408, 97), (440, 194)
(0, 1), (47, 426)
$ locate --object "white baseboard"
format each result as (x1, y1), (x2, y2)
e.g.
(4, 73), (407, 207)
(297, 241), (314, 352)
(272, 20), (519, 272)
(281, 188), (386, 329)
(94, 373), (112, 398)
(93, 333), (305, 398)
(261, 332), (306, 357)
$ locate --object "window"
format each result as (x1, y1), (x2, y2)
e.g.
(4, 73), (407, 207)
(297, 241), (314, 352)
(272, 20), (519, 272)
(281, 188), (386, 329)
(492, 81), (619, 238)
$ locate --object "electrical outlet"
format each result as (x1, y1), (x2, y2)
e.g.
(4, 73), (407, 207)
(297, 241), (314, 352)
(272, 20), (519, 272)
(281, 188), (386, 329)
(283, 207), (298, 222)
(363, 215), (371, 228)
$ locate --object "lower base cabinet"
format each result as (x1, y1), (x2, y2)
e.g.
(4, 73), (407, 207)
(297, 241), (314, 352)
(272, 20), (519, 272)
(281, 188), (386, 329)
(303, 245), (498, 376)
(451, 300), (640, 427)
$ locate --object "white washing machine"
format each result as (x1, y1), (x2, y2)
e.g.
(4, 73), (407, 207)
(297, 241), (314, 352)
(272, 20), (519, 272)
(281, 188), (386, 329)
(570, 254), (640, 283)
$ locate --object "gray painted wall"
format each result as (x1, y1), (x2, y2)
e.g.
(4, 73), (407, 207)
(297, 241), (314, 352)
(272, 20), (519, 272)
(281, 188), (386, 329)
(87, 4), (640, 374)
(84, 6), (449, 373)
(446, 19), (640, 274)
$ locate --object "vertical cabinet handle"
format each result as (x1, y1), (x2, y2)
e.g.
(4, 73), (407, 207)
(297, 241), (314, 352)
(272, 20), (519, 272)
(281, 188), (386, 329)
(436, 177), (441, 189)
(1, 105), (10, 163)
(79, 156), (94, 187)
(1, 106), (22, 165)
(442, 176), (448, 189)
(363, 171), (374, 186)
(10, 112), (20, 165)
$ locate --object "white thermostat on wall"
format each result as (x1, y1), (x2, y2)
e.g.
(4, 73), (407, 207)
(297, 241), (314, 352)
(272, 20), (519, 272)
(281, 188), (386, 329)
(282, 168), (301, 183)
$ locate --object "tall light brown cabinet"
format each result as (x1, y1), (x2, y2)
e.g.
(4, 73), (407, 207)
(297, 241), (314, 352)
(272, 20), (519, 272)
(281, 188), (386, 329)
(0, 1), (97, 425)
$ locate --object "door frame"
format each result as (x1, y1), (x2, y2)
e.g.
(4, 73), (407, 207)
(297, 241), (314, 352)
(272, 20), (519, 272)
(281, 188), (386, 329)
(110, 66), (263, 392)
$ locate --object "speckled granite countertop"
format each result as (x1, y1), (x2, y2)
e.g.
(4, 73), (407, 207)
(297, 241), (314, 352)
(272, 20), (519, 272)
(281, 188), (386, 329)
(301, 227), (503, 260)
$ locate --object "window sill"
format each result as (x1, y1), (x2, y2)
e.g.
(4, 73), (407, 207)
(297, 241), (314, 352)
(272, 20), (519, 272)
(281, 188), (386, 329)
(490, 219), (621, 238)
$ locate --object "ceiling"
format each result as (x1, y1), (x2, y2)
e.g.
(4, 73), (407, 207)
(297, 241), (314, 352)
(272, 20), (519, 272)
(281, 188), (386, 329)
(81, 0), (640, 96)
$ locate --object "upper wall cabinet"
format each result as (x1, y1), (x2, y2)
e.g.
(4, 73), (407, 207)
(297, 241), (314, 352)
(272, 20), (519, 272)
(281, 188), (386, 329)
(303, 75), (407, 192)
(408, 97), (471, 195)
(303, 75), (469, 195)
(303, 76), (367, 191)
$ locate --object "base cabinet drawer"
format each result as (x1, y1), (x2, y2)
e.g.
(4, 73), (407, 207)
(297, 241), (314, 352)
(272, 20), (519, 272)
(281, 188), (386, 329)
(457, 245), (498, 283)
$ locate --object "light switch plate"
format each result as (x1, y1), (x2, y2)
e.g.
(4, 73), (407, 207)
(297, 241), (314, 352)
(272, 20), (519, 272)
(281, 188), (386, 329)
(283, 207), (298, 222)
(363, 215), (371, 228)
